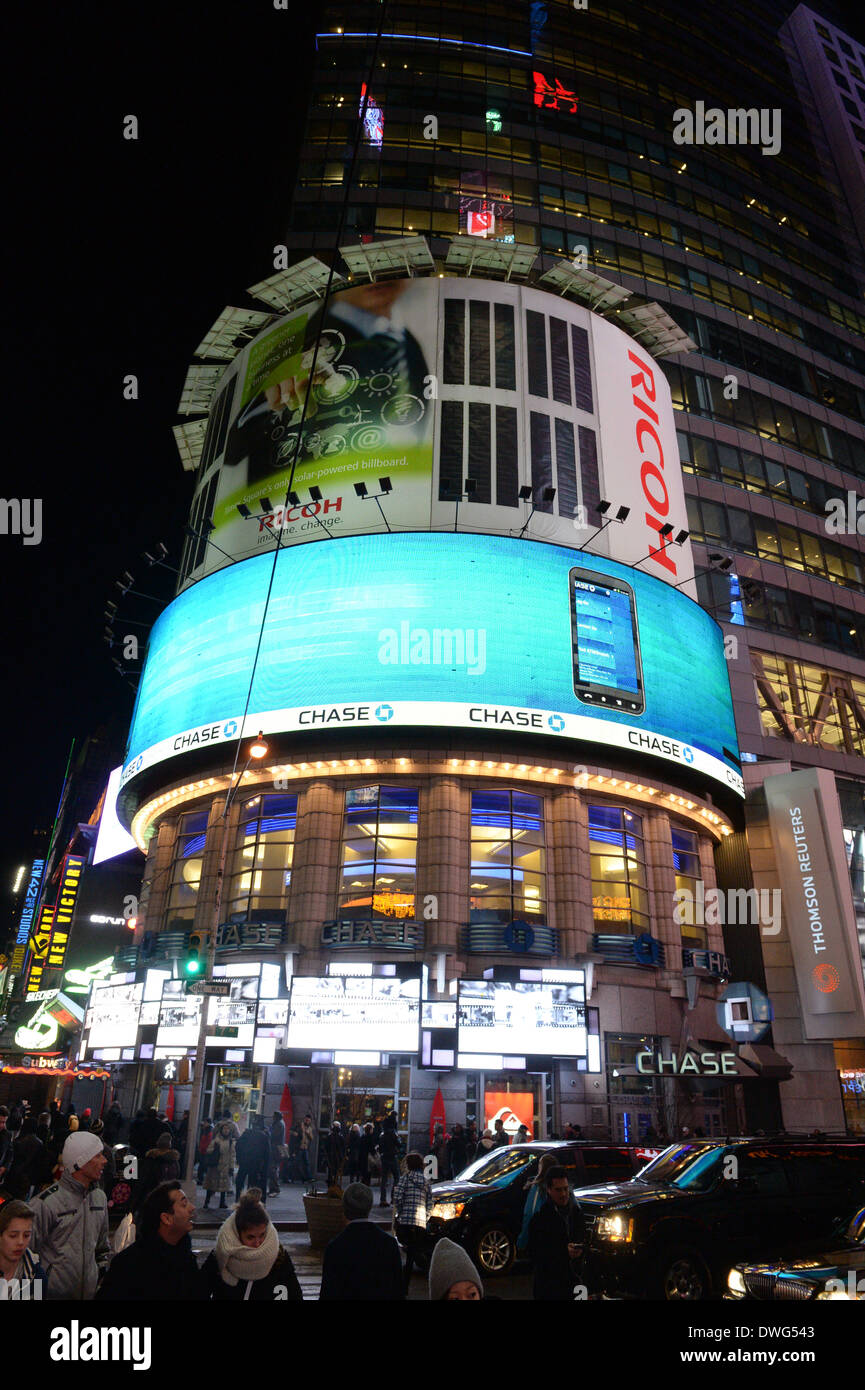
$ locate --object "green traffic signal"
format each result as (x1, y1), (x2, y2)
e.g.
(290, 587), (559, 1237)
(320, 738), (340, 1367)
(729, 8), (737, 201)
(184, 930), (204, 977)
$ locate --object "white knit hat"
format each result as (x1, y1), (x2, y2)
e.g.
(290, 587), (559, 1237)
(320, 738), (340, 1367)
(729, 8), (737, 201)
(62, 1131), (104, 1171)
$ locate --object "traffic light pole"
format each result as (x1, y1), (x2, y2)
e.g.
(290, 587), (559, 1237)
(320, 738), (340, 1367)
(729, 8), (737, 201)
(181, 782), (237, 1196)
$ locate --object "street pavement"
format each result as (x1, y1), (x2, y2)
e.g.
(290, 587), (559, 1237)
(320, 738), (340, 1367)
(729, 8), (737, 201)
(187, 1178), (533, 1300)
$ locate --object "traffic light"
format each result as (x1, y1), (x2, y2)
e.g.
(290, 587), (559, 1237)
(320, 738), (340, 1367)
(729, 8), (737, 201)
(184, 930), (204, 977)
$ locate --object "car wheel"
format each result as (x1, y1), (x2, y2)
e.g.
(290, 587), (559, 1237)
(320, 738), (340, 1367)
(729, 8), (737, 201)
(656, 1247), (712, 1301)
(474, 1224), (516, 1277)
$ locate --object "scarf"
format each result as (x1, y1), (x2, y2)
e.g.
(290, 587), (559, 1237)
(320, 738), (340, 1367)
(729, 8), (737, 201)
(214, 1212), (280, 1286)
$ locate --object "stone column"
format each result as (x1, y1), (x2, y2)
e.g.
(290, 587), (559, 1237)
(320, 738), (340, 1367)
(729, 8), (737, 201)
(138, 816), (178, 941)
(290, 779), (344, 968)
(192, 794), (231, 937)
(417, 775), (468, 961)
(549, 788), (592, 958)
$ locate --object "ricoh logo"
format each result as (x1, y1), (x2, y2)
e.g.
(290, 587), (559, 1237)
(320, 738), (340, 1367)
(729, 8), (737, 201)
(257, 496), (342, 536)
(49, 1321), (151, 1371)
(626, 349), (678, 578)
(672, 101), (781, 156)
(378, 620), (487, 676)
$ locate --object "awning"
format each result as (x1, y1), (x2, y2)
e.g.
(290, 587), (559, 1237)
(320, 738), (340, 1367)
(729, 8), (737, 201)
(738, 1044), (794, 1080)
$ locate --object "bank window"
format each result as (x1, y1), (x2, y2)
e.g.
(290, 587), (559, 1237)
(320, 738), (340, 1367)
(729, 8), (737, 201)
(164, 809), (209, 931)
(470, 789), (546, 925)
(228, 794), (297, 920)
(338, 786), (418, 921)
(672, 825), (706, 950)
(589, 805), (649, 935)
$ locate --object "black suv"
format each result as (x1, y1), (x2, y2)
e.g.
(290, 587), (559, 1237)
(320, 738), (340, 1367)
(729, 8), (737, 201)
(575, 1139), (865, 1301)
(425, 1141), (644, 1276)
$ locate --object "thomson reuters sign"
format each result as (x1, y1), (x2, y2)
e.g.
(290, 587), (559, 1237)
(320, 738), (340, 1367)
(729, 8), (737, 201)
(765, 768), (865, 1039)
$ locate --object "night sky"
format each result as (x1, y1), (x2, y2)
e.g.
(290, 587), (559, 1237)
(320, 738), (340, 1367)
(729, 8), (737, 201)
(2, 3), (323, 889)
(3, 0), (864, 896)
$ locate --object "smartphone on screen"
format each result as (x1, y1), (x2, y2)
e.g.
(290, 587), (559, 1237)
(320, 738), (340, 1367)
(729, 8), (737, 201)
(569, 568), (645, 715)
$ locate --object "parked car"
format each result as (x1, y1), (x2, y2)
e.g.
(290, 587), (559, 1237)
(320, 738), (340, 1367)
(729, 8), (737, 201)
(575, 1139), (865, 1301)
(726, 1205), (864, 1301)
(425, 1140), (645, 1276)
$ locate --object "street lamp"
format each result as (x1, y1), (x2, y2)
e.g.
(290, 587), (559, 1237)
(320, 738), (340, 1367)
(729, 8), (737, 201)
(182, 731), (269, 1196)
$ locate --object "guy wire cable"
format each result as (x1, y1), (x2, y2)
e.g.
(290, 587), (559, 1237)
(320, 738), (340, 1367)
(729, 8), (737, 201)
(220, 3), (389, 800)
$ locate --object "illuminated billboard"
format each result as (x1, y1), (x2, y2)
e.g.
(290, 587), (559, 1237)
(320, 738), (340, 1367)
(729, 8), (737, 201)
(286, 975), (421, 1053)
(185, 278), (693, 594)
(86, 981), (143, 1050)
(458, 980), (587, 1057)
(123, 533), (742, 798)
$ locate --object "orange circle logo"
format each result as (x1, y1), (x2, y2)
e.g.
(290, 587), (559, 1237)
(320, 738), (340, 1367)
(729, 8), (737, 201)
(813, 963), (840, 994)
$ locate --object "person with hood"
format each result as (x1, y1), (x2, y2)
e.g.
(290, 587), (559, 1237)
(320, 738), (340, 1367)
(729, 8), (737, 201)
(526, 1164), (585, 1301)
(203, 1119), (236, 1210)
(197, 1119), (215, 1185)
(3, 1117), (44, 1200)
(268, 1112), (286, 1196)
(0, 1199), (48, 1297)
(428, 1237), (489, 1301)
(96, 1179), (207, 1301)
(346, 1123), (363, 1182)
(136, 1131), (181, 1214)
(103, 1101), (125, 1146)
(235, 1116), (270, 1202)
(378, 1114), (402, 1207)
(446, 1123), (468, 1179)
(203, 1188), (303, 1301)
(517, 1152), (559, 1256)
(29, 1131), (110, 1300)
(475, 1128), (496, 1157)
(325, 1121), (346, 1187)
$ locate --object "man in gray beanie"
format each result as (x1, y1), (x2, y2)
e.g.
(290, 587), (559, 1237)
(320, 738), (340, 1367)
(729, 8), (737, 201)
(428, 1237), (485, 1301)
(29, 1130), (110, 1299)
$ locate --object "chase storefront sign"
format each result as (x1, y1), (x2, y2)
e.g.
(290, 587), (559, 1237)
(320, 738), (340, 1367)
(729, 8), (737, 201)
(637, 1049), (738, 1076)
(322, 919), (425, 950)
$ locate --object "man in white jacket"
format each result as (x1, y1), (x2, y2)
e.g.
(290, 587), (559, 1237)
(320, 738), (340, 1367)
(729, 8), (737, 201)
(29, 1131), (110, 1299)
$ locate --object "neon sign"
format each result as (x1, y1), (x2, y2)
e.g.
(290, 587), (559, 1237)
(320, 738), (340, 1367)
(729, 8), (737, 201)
(533, 70), (578, 114)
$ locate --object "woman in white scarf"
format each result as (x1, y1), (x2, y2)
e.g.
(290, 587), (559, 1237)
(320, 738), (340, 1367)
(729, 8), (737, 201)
(203, 1188), (303, 1301)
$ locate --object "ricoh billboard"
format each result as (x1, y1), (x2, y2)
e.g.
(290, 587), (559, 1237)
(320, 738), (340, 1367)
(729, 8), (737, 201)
(186, 279), (694, 594)
(121, 533), (741, 803)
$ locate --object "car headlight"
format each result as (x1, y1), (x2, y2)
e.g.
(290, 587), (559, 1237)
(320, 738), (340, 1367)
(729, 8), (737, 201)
(815, 1287), (860, 1301)
(430, 1201), (465, 1222)
(727, 1268), (747, 1296)
(595, 1212), (634, 1242)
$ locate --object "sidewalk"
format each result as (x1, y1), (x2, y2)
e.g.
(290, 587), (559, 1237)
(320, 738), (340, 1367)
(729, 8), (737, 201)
(191, 1177), (397, 1231)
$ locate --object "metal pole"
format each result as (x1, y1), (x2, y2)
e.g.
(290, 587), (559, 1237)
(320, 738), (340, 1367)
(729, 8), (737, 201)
(182, 773), (243, 1196)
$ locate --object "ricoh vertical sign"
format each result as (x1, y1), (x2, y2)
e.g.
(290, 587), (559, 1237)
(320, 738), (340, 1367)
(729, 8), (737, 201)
(765, 768), (865, 1039)
(47, 853), (87, 974)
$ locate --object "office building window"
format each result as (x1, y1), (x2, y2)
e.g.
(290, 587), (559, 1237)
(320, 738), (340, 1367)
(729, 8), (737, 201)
(164, 810), (209, 931)
(672, 825), (706, 949)
(470, 789), (546, 924)
(228, 794), (297, 920)
(589, 805), (649, 934)
(338, 786), (418, 920)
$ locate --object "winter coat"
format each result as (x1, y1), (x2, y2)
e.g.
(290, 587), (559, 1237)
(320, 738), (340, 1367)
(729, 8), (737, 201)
(202, 1244), (303, 1301)
(0, 1125), (13, 1180)
(379, 1126), (401, 1161)
(526, 1196), (585, 1301)
(103, 1105), (124, 1145)
(269, 1118), (286, 1154)
(446, 1133), (468, 1176)
(137, 1146), (181, 1208)
(4, 1132), (44, 1198)
(29, 1172), (110, 1300)
(319, 1221), (404, 1301)
(236, 1128), (270, 1179)
(326, 1130), (346, 1170)
(96, 1232), (208, 1302)
(204, 1131), (236, 1193)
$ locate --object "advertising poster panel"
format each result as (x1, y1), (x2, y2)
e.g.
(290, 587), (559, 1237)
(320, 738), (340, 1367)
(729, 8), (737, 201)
(122, 533), (742, 801)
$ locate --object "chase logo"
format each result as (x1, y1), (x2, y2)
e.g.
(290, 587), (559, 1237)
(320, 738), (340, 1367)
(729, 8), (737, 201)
(223, 720), (239, 738)
(682, 746), (695, 764)
(375, 704), (394, 722)
(547, 714), (566, 732)
(123, 755), (143, 782)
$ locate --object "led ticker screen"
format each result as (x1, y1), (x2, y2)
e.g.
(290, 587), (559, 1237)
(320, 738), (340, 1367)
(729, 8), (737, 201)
(458, 980), (587, 1057)
(123, 533), (742, 798)
(287, 975), (421, 1053)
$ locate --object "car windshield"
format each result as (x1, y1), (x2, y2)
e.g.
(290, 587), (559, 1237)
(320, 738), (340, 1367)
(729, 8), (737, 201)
(455, 1148), (536, 1186)
(847, 1207), (865, 1244)
(636, 1143), (724, 1192)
